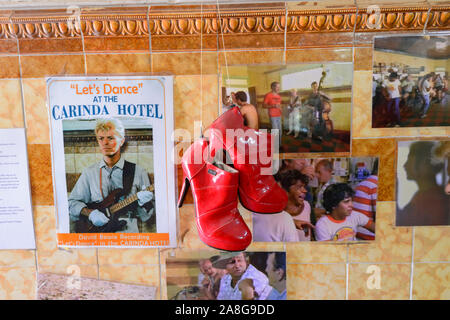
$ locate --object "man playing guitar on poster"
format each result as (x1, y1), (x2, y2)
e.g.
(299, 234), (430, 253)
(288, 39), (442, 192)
(68, 118), (154, 233)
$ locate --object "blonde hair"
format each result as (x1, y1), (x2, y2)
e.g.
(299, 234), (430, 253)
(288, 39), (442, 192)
(95, 118), (125, 140)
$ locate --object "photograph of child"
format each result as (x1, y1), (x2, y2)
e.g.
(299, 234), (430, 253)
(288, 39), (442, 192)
(396, 140), (449, 226)
(220, 63), (352, 153)
(167, 251), (287, 300)
(252, 157), (378, 242)
(372, 34), (449, 128)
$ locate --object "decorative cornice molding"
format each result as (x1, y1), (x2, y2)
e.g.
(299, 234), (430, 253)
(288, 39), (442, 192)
(0, 6), (448, 40)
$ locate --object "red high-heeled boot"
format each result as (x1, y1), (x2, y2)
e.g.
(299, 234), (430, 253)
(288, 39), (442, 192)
(178, 138), (252, 252)
(208, 107), (288, 213)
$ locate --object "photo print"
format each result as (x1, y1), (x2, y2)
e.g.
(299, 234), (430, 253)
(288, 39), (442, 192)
(220, 63), (352, 153)
(37, 273), (157, 300)
(372, 34), (450, 128)
(47, 76), (177, 248)
(396, 140), (449, 226)
(63, 117), (156, 234)
(167, 251), (287, 301)
(252, 157), (379, 242)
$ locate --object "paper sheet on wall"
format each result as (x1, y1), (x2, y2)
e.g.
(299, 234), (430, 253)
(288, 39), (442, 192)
(47, 75), (177, 248)
(0, 128), (36, 250)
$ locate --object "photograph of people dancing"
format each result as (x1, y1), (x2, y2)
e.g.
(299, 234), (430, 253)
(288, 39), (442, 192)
(220, 63), (352, 153)
(372, 35), (449, 128)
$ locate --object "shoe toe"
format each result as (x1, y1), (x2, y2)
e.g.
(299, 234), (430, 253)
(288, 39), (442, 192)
(206, 215), (252, 251)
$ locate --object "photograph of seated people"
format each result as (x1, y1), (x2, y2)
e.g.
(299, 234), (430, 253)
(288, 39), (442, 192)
(372, 34), (449, 128)
(220, 62), (352, 153)
(252, 157), (378, 242)
(396, 140), (449, 226)
(168, 252), (287, 300)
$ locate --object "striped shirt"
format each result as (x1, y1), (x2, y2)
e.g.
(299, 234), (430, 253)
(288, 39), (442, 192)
(353, 175), (377, 240)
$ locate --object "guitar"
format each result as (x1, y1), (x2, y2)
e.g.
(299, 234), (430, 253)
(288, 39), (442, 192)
(75, 185), (154, 233)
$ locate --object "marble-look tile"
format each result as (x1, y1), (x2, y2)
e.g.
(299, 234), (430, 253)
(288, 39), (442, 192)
(288, 0), (356, 10)
(38, 265), (99, 279)
(20, 55), (85, 78)
(0, 40), (18, 54)
(22, 79), (50, 144)
(27, 145), (54, 206)
(97, 248), (159, 265)
(0, 267), (37, 300)
(0, 250), (36, 268)
(348, 263), (410, 300)
(286, 32), (354, 49)
(177, 204), (204, 250)
(33, 206), (97, 267)
(173, 75), (203, 137)
(351, 138), (396, 201)
(19, 38), (83, 54)
(414, 227), (450, 262)
(86, 53), (151, 74)
(159, 262), (167, 300)
(0, 56), (20, 78)
(99, 264), (160, 287)
(218, 50), (284, 66)
(247, 242), (285, 252)
(200, 74), (219, 129)
(219, 34), (285, 51)
(238, 203), (253, 229)
(151, 34), (218, 52)
(412, 263), (450, 300)
(0, 79), (24, 129)
(287, 264), (346, 300)
(152, 52), (218, 75)
(349, 202), (413, 263)
(160, 248), (219, 263)
(84, 36), (150, 53)
(286, 48), (352, 63)
(286, 242), (347, 264)
(354, 47), (373, 71)
(352, 71), (450, 138)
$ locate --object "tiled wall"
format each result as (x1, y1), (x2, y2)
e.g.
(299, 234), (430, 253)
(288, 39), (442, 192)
(0, 3), (449, 300)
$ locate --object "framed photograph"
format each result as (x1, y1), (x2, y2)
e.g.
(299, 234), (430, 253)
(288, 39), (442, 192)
(220, 62), (353, 154)
(167, 251), (287, 301)
(372, 34), (450, 128)
(47, 75), (177, 248)
(396, 139), (449, 226)
(253, 157), (379, 242)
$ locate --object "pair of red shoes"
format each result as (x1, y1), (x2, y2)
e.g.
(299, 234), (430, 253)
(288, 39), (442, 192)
(177, 107), (288, 251)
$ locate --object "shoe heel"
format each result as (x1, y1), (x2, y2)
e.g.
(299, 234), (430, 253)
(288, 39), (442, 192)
(177, 177), (190, 208)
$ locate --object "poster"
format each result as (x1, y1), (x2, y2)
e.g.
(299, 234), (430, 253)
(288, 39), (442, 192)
(0, 128), (36, 250)
(47, 75), (177, 248)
